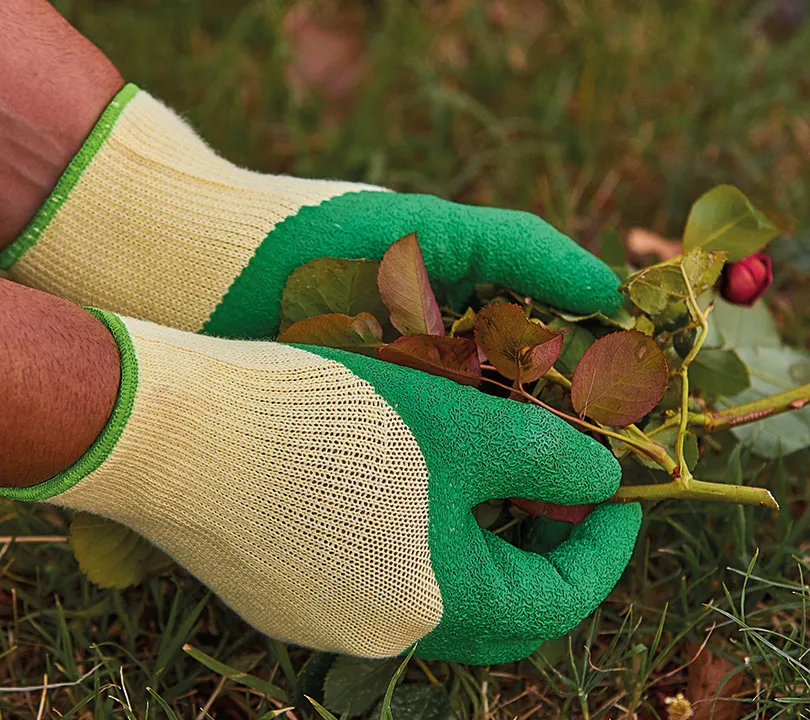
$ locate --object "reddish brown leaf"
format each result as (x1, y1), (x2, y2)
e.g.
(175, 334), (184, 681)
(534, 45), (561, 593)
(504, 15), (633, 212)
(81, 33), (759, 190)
(276, 312), (383, 356)
(686, 644), (745, 720)
(571, 330), (668, 426)
(475, 303), (564, 383)
(510, 498), (595, 524)
(377, 335), (481, 387)
(377, 233), (445, 336)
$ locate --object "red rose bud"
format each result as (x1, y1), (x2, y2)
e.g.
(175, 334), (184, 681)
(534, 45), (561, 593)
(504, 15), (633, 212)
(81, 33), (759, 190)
(720, 252), (773, 306)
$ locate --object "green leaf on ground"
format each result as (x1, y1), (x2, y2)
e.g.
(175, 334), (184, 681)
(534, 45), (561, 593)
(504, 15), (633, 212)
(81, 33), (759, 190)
(690, 348), (751, 398)
(724, 346), (810, 458)
(323, 656), (401, 717)
(475, 303), (564, 382)
(69, 514), (173, 590)
(279, 258), (387, 331)
(683, 184), (780, 261)
(378, 232), (444, 335)
(622, 249), (727, 315)
(294, 652), (336, 712)
(276, 312), (383, 355)
(371, 686), (453, 720)
(571, 330), (669, 426)
(377, 335), (481, 386)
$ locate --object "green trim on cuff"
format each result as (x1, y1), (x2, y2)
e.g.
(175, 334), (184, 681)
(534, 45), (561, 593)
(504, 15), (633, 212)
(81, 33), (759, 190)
(0, 309), (139, 502)
(0, 83), (140, 271)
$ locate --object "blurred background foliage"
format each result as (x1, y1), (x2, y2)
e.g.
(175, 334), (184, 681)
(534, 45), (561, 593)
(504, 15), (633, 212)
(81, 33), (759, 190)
(3, 0), (810, 717)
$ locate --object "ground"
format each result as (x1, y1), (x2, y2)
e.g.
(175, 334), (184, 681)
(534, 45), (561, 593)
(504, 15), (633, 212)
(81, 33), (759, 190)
(1, 1), (810, 718)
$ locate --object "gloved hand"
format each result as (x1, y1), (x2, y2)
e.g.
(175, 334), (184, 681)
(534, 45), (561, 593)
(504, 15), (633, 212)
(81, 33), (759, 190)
(0, 84), (621, 338)
(0, 309), (640, 664)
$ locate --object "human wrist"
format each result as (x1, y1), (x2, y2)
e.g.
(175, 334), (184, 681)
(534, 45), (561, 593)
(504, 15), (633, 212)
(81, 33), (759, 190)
(0, 0), (123, 247)
(0, 280), (121, 490)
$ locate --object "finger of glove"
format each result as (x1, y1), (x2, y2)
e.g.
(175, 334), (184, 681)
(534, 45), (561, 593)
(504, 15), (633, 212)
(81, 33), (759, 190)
(461, 391), (622, 507)
(482, 502), (641, 640)
(435, 202), (623, 316)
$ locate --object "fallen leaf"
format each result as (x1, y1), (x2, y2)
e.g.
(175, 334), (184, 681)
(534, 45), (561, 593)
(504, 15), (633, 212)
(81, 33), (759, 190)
(377, 335), (481, 387)
(475, 303), (564, 382)
(378, 233), (444, 336)
(70, 514), (173, 590)
(571, 330), (669, 426)
(277, 313), (383, 355)
(686, 644), (745, 720)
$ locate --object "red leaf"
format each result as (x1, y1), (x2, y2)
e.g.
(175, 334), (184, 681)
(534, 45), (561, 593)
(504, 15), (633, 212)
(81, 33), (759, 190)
(571, 330), (668, 426)
(475, 303), (564, 382)
(377, 335), (481, 387)
(377, 233), (444, 336)
(276, 312), (383, 356)
(510, 497), (595, 524)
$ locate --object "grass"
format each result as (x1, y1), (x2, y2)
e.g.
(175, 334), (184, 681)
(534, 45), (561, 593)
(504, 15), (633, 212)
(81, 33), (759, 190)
(3, 0), (810, 717)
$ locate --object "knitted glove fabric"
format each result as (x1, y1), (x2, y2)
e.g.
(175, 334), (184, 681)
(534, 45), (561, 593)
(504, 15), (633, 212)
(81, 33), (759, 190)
(0, 310), (641, 665)
(0, 84), (622, 337)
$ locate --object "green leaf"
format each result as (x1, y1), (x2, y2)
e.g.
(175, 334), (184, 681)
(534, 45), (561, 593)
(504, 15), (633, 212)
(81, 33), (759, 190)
(707, 297), (781, 350)
(551, 306), (636, 330)
(305, 697), (341, 720)
(377, 644), (415, 720)
(294, 652), (336, 712)
(183, 644), (289, 702)
(548, 319), (595, 375)
(323, 656), (401, 717)
(724, 346), (810, 458)
(377, 232), (444, 336)
(69, 514), (173, 590)
(276, 313), (383, 355)
(279, 258), (387, 332)
(377, 335), (481, 386)
(449, 307), (476, 337)
(690, 349), (751, 398)
(622, 249), (727, 315)
(683, 185), (780, 262)
(571, 330), (669, 426)
(475, 303), (564, 382)
(371, 686), (453, 720)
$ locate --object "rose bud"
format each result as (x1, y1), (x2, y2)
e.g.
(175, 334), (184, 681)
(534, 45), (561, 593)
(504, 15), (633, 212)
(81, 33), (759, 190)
(720, 252), (773, 306)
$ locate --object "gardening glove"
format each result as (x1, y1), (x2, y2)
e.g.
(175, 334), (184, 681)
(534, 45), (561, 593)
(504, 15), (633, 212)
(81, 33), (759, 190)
(1, 84), (622, 339)
(0, 309), (641, 665)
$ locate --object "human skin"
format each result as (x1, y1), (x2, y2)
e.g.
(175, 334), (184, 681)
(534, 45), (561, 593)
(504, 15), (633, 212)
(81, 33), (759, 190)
(0, 0), (123, 245)
(0, 279), (120, 488)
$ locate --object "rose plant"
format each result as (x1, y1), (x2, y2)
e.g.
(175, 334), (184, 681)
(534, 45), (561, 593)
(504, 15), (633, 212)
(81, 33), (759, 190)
(275, 184), (809, 523)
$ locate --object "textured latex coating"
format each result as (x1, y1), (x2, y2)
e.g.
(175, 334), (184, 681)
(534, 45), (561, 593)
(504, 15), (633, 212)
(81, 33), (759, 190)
(204, 191), (622, 338)
(300, 344), (641, 664)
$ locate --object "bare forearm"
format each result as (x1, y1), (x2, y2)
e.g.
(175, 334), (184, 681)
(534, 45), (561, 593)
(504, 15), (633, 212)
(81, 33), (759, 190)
(0, 0), (123, 246)
(0, 279), (120, 488)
